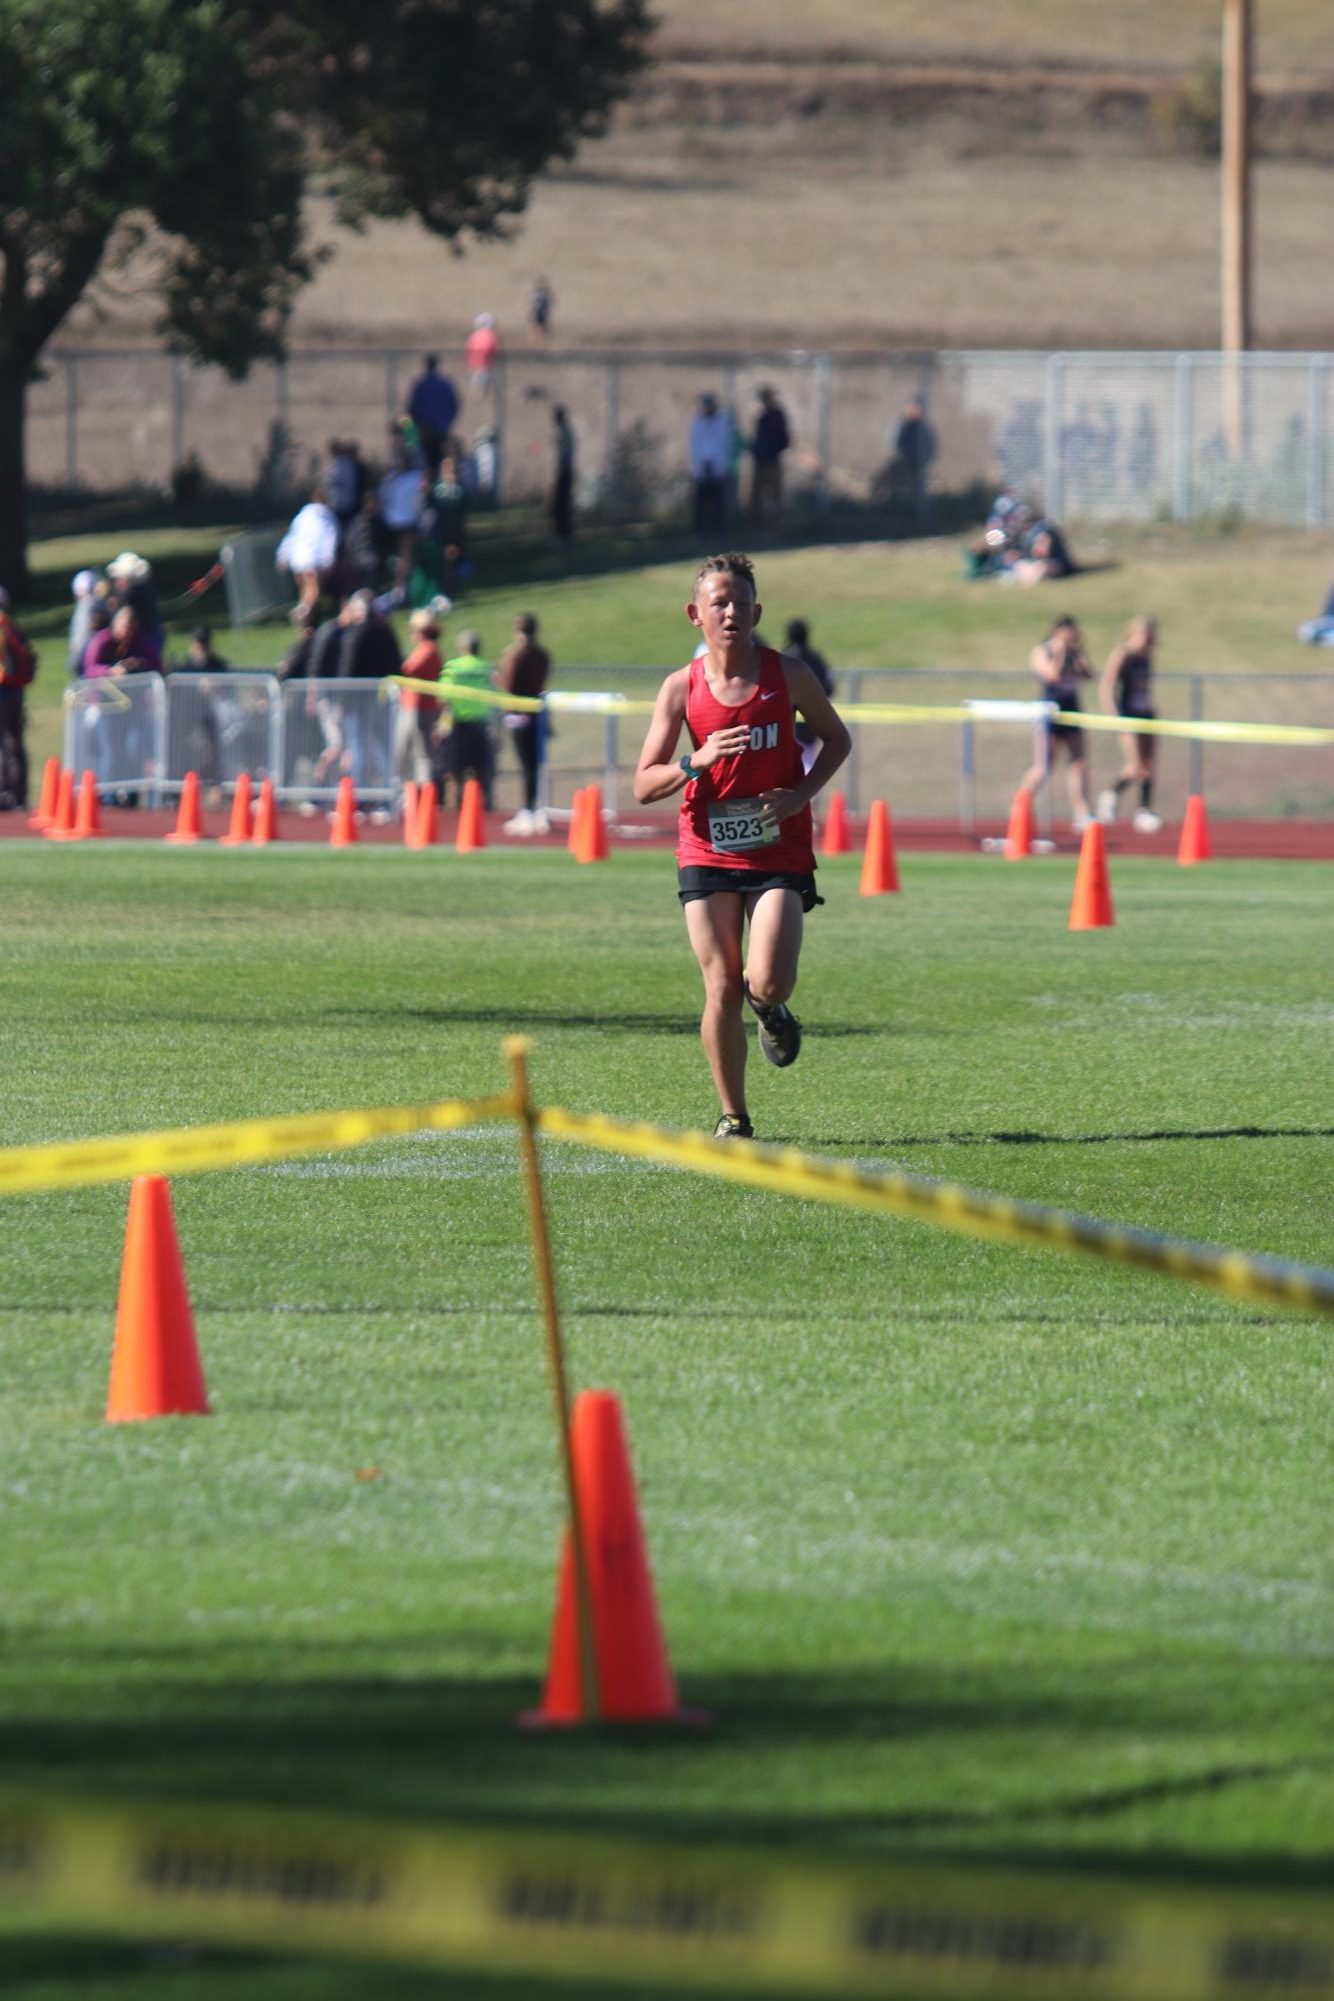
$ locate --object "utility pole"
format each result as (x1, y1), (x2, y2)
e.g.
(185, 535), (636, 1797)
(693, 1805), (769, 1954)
(1221, 0), (1253, 455)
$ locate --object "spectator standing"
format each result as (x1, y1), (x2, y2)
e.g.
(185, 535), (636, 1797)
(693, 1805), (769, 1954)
(551, 406), (576, 543)
(783, 617), (835, 775)
(84, 604), (161, 806)
(529, 276), (554, 345)
(0, 588), (37, 811)
(1097, 615), (1163, 834)
(435, 628), (495, 808)
(498, 613), (552, 835)
(341, 491), (385, 598)
(276, 488), (340, 614)
(406, 355), (459, 473)
(689, 393), (731, 541)
(1017, 614), (1095, 833)
(465, 314), (501, 398)
(106, 551), (162, 650)
(173, 626), (233, 807)
(750, 387), (791, 524)
(67, 569), (100, 677)
(394, 607), (443, 790)
(890, 397), (936, 520)
(427, 451), (470, 593)
(377, 441), (427, 608)
(322, 440), (364, 529)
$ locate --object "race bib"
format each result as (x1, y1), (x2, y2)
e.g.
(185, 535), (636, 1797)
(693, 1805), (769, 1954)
(707, 797), (778, 853)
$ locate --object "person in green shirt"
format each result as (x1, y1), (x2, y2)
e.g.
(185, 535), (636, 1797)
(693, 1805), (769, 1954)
(434, 629), (496, 809)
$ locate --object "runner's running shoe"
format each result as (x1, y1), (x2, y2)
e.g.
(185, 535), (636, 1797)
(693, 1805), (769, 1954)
(744, 982), (803, 1068)
(713, 1113), (755, 1140)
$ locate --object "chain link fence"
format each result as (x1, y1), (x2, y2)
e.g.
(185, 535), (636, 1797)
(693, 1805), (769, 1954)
(27, 346), (1334, 527)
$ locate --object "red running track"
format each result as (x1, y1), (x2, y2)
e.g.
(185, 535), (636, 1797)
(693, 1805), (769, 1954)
(3, 806), (1332, 859)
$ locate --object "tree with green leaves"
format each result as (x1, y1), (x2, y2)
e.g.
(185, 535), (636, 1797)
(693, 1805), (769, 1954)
(0, 0), (650, 591)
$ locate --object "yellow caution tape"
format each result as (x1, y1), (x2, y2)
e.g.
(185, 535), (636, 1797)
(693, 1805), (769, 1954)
(383, 678), (1333, 745)
(1071, 711), (1334, 747)
(3, 1794), (1331, 1999)
(535, 1110), (1334, 1321)
(383, 675), (544, 713)
(0, 1094), (516, 1198)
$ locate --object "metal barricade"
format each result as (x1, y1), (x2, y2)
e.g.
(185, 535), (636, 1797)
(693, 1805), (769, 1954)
(277, 678), (398, 813)
(62, 672), (167, 808)
(161, 673), (284, 801)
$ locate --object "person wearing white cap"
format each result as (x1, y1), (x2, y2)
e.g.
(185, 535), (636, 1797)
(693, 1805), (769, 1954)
(105, 550), (162, 649)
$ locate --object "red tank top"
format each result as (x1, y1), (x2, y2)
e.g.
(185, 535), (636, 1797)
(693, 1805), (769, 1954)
(676, 647), (815, 872)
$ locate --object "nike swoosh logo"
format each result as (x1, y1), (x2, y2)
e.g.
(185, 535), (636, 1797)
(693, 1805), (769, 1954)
(760, 689), (777, 701)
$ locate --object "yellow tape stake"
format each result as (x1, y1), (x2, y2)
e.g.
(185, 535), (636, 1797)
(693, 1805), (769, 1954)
(533, 1112), (1334, 1321)
(504, 1038), (601, 1722)
(4, 1794), (1334, 1998)
(0, 1094), (516, 1198)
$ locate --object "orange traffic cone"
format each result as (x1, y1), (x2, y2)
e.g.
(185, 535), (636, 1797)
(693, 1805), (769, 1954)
(822, 792), (851, 856)
(106, 1176), (210, 1423)
(28, 756), (59, 830)
(456, 776), (486, 852)
(329, 774), (358, 847)
(567, 787), (588, 857)
(218, 771), (253, 846)
(1004, 787), (1034, 859)
(251, 777), (278, 846)
(43, 768), (76, 840)
(1178, 794), (1212, 866)
(523, 1391), (693, 1726)
(50, 769), (103, 841)
(578, 783), (609, 863)
(165, 771), (203, 844)
(859, 798), (900, 895)
(413, 781), (439, 850)
(1069, 821), (1115, 930)
(401, 779), (419, 845)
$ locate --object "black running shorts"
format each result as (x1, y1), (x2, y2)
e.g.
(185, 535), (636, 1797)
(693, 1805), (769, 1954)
(677, 865), (824, 912)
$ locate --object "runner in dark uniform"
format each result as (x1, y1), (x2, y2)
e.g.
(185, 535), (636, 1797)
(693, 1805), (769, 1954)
(1097, 615), (1162, 833)
(1016, 614), (1095, 833)
(634, 553), (851, 1141)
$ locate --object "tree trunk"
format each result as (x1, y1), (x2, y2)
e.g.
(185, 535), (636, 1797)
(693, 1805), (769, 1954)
(0, 362), (28, 599)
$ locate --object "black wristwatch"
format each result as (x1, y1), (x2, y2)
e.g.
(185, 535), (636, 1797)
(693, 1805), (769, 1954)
(680, 754), (700, 780)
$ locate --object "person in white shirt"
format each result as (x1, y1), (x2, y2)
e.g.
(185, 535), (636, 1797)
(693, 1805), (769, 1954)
(276, 487), (340, 614)
(689, 393), (732, 541)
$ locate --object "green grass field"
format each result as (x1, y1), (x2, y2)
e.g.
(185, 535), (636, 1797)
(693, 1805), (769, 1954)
(2, 837), (1331, 1996)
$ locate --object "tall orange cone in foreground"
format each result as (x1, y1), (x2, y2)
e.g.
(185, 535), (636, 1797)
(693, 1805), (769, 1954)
(401, 779), (419, 845)
(43, 768), (76, 840)
(456, 776), (486, 852)
(218, 771), (253, 846)
(1069, 821), (1115, 930)
(822, 792), (851, 856)
(106, 1176), (210, 1423)
(50, 769), (103, 841)
(165, 771), (203, 844)
(859, 798), (900, 895)
(578, 783), (609, 863)
(251, 778), (278, 846)
(1178, 794), (1212, 866)
(1004, 787), (1034, 859)
(524, 1390), (689, 1726)
(329, 774), (358, 846)
(413, 781), (439, 850)
(567, 787), (588, 857)
(28, 756), (59, 830)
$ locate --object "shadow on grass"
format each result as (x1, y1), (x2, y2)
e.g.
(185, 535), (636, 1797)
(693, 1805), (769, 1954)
(2, 1650), (1328, 1887)
(801, 1125), (1334, 1151)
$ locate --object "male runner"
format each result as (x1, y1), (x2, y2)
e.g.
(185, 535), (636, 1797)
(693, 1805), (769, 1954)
(634, 554), (851, 1140)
